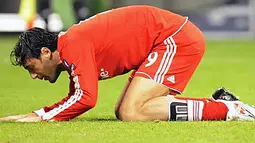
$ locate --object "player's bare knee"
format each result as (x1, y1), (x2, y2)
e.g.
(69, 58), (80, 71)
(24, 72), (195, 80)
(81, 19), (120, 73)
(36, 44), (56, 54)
(118, 105), (140, 121)
(119, 111), (139, 121)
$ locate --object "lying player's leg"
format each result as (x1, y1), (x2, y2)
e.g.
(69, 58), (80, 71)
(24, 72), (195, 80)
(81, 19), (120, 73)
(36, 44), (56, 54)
(116, 19), (225, 121)
(116, 76), (255, 121)
(117, 76), (229, 121)
(116, 18), (255, 121)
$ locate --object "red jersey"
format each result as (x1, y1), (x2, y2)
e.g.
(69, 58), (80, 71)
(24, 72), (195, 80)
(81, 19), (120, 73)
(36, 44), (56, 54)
(33, 5), (187, 121)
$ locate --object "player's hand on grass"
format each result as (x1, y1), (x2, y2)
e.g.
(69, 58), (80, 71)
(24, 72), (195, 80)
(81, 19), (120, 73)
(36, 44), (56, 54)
(16, 113), (42, 122)
(0, 114), (27, 121)
(0, 113), (42, 122)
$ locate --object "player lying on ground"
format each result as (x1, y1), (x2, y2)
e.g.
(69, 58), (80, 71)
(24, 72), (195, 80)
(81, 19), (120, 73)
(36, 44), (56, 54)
(1, 5), (254, 122)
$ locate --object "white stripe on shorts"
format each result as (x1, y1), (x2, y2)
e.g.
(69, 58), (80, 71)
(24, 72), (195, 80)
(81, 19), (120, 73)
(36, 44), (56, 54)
(159, 37), (177, 84)
(153, 17), (188, 84)
(154, 38), (173, 83)
(154, 37), (176, 84)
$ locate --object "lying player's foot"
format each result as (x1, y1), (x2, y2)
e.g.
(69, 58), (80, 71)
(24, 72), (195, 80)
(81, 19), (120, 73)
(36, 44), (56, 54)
(223, 100), (255, 121)
(211, 87), (239, 101)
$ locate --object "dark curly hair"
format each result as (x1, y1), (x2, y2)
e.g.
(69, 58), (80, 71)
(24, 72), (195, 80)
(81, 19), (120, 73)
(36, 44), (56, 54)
(10, 27), (58, 66)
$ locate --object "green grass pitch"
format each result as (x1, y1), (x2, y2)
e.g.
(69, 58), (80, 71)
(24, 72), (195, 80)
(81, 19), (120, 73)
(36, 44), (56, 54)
(0, 35), (255, 143)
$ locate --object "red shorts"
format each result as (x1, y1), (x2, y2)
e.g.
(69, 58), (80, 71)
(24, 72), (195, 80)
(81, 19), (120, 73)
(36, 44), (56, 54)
(129, 18), (205, 94)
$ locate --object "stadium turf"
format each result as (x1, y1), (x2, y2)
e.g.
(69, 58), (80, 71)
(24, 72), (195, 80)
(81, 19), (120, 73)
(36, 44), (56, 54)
(0, 35), (255, 143)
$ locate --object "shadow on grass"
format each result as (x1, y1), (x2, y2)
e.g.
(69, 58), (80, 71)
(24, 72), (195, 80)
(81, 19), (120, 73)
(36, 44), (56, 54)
(74, 117), (120, 122)
(0, 118), (119, 124)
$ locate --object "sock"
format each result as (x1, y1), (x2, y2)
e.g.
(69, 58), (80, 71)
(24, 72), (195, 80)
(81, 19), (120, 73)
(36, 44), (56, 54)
(169, 97), (229, 121)
(201, 100), (229, 120)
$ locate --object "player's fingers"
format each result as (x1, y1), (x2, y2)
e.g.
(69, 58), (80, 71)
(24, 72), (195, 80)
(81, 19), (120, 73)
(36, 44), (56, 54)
(0, 115), (25, 121)
(0, 117), (9, 121)
(7, 115), (26, 120)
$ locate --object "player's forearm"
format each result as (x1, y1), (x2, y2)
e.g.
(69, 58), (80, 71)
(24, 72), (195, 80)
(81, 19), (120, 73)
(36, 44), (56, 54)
(34, 102), (95, 121)
(45, 104), (94, 121)
(34, 92), (97, 121)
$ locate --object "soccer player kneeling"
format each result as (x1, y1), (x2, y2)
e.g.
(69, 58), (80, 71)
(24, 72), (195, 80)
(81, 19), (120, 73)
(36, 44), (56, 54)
(1, 5), (254, 122)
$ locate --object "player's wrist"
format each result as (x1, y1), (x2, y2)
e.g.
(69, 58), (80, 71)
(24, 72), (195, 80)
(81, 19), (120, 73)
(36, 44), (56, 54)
(33, 108), (46, 117)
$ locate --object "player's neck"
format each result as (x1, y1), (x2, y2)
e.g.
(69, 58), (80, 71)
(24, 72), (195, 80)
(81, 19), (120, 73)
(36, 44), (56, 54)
(51, 51), (61, 65)
(56, 63), (65, 72)
(51, 51), (65, 72)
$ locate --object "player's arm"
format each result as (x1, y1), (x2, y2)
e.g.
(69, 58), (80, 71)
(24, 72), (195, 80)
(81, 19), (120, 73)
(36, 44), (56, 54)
(0, 79), (76, 122)
(0, 78), (74, 122)
(1, 38), (98, 122)
(34, 38), (98, 121)
(0, 74), (81, 122)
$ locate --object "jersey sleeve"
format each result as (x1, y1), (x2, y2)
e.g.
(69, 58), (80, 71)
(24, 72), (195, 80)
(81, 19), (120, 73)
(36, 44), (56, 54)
(34, 38), (98, 121)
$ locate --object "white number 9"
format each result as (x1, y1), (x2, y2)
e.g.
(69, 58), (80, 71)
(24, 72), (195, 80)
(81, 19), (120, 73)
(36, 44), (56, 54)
(145, 52), (158, 67)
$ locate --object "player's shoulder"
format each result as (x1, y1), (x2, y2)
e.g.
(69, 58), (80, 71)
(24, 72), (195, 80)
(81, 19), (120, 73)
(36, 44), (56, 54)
(57, 31), (79, 54)
(57, 29), (94, 54)
(58, 24), (89, 44)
